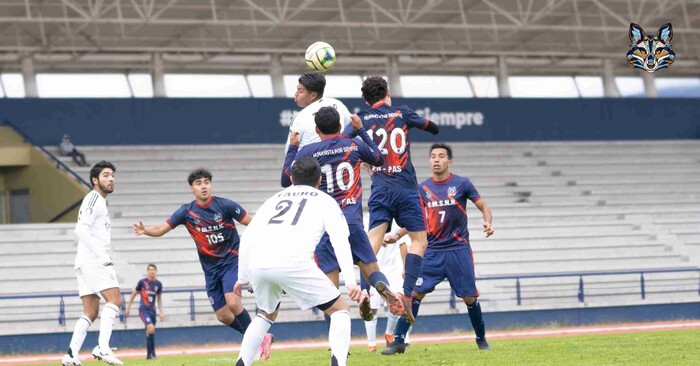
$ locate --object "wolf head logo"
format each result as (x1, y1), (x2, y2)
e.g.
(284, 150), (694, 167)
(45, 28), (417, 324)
(627, 23), (675, 73)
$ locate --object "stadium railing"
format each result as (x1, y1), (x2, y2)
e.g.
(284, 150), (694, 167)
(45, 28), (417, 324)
(1, 267), (697, 327)
(1, 120), (91, 222)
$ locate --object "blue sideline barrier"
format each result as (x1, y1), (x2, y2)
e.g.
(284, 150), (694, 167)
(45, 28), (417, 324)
(2, 98), (699, 146)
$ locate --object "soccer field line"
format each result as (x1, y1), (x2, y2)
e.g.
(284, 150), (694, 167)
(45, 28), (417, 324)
(2, 321), (699, 365)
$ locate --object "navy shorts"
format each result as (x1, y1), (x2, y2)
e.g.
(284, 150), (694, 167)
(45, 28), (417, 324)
(139, 307), (157, 327)
(414, 246), (479, 298)
(204, 260), (238, 311)
(368, 186), (426, 232)
(314, 222), (378, 274)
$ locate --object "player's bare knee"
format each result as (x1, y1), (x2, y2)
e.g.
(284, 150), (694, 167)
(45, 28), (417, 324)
(413, 292), (426, 301)
(215, 309), (234, 324)
(463, 296), (477, 305)
(258, 308), (278, 322)
(146, 325), (155, 335)
(85, 309), (99, 321)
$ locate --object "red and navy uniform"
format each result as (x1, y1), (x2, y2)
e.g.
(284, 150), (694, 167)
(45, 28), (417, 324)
(415, 173), (481, 297)
(135, 278), (162, 326)
(167, 197), (248, 311)
(281, 128), (384, 272)
(342, 102), (432, 232)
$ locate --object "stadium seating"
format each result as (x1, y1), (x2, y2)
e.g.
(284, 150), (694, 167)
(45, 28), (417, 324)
(0, 140), (698, 334)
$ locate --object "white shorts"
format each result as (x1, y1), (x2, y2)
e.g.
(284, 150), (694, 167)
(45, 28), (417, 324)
(370, 267), (403, 310)
(251, 266), (340, 313)
(75, 264), (120, 297)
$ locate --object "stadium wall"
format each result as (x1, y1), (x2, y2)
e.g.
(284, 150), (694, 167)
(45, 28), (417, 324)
(1, 302), (698, 354)
(1, 98), (699, 146)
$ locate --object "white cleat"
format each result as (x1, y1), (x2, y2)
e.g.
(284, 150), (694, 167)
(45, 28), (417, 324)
(61, 353), (82, 366)
(92, 346), (123, 366)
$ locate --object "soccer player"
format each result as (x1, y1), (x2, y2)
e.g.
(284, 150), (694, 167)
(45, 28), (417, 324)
(132, 169), (273, 359)
(285, 72), (352, 152)
(382, 143), (494, 355)
(281, 106), (404, 321)
(342, 75), (439, 323)
(62, 161), (123, 366)
(125, 264), (164, 359)
(235, 156), (362, 366)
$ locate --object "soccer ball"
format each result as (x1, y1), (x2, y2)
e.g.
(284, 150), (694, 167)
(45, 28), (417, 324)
(305, 42), (336, 72)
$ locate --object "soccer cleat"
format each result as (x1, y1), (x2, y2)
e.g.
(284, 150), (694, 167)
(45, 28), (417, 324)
(61, 353), (82, 366)
(396, 293), (415, 324)
(359, 292), (374, 321)
(476, 338), (492, 350)
(380, 341), (407, 355)
(374, 281), (405, 319)
(368, 345), (377, 353)
(384, 333), (394, 348)
(92, 346), (123, 365)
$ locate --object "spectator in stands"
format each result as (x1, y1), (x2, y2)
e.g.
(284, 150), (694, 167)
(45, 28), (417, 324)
(125, 264), (164, 360)
(382, 143), (494, 355)
(60, 134), (88, 167)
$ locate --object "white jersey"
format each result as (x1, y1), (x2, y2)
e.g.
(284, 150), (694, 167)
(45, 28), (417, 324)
(239, 185), (357, 287)
(285, 97), (352, 151)
(74, 190), (112, 269)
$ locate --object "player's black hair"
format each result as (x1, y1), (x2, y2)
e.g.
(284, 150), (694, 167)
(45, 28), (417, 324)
(314, 106), (341, 135)
(299, 72), (326, 97)
(361, 76), (389, 105)
(188, 168), (212, 186)
(430, 143), (453, 159)
(292, 156), (322, 187)
(147, 264), (157, 270)
(89, 161), (116, 187)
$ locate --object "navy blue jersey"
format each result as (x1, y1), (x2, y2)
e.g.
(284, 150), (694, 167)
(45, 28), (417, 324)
(419, 174), (481, 250)
(167, 197), (248, 274)
(342, 102), (429, 189)
(282, 129), (383, 224)
(135, 278), (162, 310)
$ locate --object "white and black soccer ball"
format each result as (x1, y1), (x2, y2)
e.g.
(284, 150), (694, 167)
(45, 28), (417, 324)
(305, 42), (336, 72)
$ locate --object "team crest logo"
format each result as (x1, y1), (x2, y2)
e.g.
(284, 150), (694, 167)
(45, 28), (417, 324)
(447, 186), (457, 197)
(214, 213), (223, 222)
(627, 23), (674, 73)
(423, 189), (432, 199)
(416, 277), (423, 286)
(193, 218), (201, 225)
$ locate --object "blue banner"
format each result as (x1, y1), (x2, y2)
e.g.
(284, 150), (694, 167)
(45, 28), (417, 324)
(1, 98), (698, 146)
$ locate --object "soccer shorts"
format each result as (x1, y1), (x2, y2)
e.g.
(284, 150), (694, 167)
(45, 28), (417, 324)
(204, 260), (238, 311)
(368, 186), (426, 232)
(75, 264), (120, 297)
(250, 265), (340, 313)
(414, 246), (479, 298)
(314, 222), (378, 274)
(139, 307), (157, 327)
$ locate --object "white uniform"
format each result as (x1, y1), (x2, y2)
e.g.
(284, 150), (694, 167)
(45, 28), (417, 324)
(285, 97), (352, 152)
(73, 190), (118, 297)
(238, 185), (357, 313)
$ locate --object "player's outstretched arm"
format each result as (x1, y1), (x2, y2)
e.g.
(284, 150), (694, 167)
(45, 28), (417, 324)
(133, 221), (173, 237)
(473, 199), (494, 238)
(422, 120), (440, 135)
(124, 289), (138, 318)
(281, 132), (300, 187)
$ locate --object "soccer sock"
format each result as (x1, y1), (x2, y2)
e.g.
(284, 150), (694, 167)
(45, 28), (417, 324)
(150, 333), (156, 356)
(230, 308), (252, 334)
(147, 334), (155, 356)
(236, 314), (272, 366)
(328, 310), (351, 366)
(365, 318), (377, 346)
(146, 334), (152, 356)
(403, 254), (423, 296)
(394, 298), (421, 344)
(360, 274), (371, 293)
(68, 315), (92, 357)
(98, 303), (119, 351)
(368, 271), (390, 289)
(466, 299), (486, 340)
(385, 313), (400, 336)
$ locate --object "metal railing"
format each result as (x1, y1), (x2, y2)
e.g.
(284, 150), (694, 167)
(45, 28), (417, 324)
(0, 267), (697, 327)
(2, 120), (91, 222)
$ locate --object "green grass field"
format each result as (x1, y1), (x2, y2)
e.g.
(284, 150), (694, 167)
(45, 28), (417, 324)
(43, 329), (699, 366)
